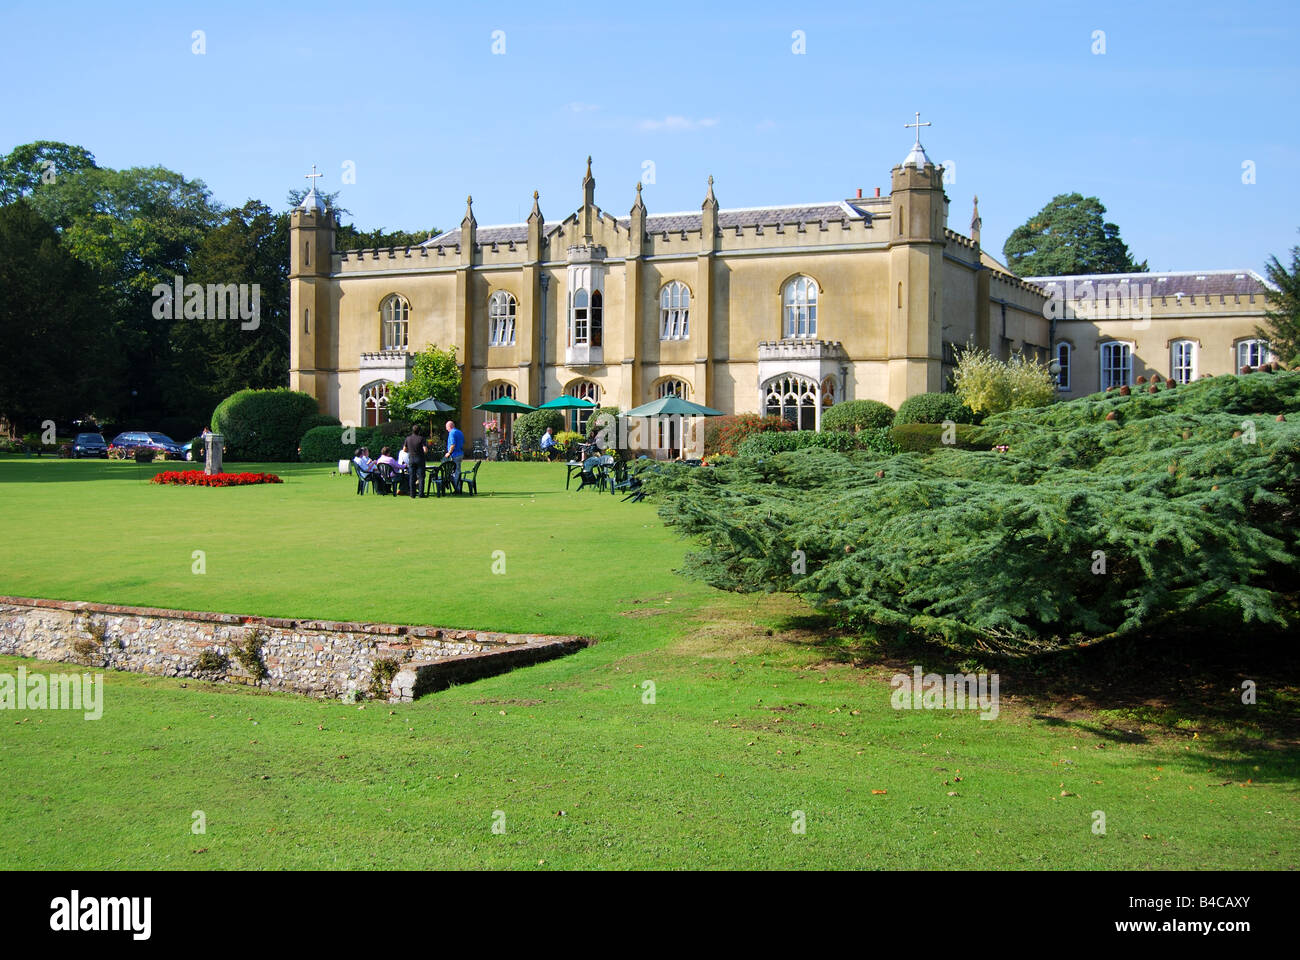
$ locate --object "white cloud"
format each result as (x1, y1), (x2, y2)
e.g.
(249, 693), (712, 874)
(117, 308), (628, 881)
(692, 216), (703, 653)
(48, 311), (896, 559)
(566, 102), (600, 113)
(638, 115), (720, 132)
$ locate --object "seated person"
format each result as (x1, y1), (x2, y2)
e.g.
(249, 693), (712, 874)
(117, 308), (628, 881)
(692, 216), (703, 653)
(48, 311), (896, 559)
(540, 427), (557, 455)
(376, 446), (400, 470)
(353, 447), (375, 474)
(398, 447), (410, 468)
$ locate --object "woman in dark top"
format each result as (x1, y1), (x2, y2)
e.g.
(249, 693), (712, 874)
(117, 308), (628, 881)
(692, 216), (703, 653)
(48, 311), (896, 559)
(403, 426), (427, 498)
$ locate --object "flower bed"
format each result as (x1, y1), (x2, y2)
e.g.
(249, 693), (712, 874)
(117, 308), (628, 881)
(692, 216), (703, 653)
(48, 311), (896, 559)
(151, 470), (282, 487)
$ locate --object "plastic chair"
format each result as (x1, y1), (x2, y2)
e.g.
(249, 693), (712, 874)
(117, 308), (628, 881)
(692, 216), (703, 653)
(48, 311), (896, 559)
(432, 460), (458, 497)
(461, 461), (481, 495)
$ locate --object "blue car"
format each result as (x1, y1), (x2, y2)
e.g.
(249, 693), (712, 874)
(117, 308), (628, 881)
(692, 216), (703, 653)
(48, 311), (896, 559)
(109, 431), (184, 460)
(72, 433), (109, 458)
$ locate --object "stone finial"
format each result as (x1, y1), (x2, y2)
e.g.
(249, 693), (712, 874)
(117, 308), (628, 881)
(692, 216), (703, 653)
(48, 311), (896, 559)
(704, 174), (717, 206)
(631, 180), (646, 214)
(970, 195), (982, 245)
(529, 189), (542, 219)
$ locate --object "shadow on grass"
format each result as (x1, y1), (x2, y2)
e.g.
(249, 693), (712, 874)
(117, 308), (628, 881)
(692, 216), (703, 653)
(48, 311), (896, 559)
(765, 606), (1300, 758)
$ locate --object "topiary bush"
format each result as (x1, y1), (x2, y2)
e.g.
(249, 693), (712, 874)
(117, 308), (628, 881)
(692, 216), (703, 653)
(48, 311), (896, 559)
(821, 399), (896, 432)
(514, 409), (565, 450)
(889, 422), (986, 452)
(738, 428), (897, 458)
(895, 392), (979, 425)
(211, 388), (324, 462)
(704, 414), (793, 457)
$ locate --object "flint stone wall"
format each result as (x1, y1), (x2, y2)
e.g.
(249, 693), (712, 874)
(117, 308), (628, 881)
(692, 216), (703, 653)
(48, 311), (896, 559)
(0, 596), (587, 701)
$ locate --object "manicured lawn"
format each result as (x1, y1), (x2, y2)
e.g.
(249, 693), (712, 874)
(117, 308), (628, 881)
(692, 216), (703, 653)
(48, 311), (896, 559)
(0, 456), (1296, 869)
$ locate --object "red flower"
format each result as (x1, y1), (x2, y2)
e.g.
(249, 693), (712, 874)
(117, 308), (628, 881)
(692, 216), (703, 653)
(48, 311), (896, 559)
(151, 470), (282, 487)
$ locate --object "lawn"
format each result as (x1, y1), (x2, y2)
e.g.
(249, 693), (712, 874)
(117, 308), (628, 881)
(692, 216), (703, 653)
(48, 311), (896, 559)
(0, 456), (1296, 869)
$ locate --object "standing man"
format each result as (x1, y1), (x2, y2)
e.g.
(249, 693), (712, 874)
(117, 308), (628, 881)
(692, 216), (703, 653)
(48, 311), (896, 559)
(444, 419), (465, 492)
(403, 425), (427, 498)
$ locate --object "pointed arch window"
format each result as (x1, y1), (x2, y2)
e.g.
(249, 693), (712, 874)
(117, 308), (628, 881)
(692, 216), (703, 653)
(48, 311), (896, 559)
(381, 294), (409, 351)
(783, 277), (818, 338)
(764, 374), (819, 431)
(362, 381), (392, 427)
(489, 291), (517, 346)
(484, 382), (517, 444)
(567, 380), (600, 433)
(660, 282), (691, 340)
(590, 291), (603, 347)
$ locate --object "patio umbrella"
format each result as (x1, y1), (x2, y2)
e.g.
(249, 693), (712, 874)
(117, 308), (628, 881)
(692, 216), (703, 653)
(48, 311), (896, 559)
(623, 396), (724, 459)
(623, 396), (724, 418)
(535, 395), (596, 410)
(472, 397), (535, 413)
(405, 396), (456, 413)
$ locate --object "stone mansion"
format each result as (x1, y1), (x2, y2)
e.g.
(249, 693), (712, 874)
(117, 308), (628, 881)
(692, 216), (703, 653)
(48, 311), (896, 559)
(288, 131), (1275, 450)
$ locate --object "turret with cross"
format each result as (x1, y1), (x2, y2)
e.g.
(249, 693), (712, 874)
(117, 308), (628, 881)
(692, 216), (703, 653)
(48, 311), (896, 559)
(298, 163), (328, 213)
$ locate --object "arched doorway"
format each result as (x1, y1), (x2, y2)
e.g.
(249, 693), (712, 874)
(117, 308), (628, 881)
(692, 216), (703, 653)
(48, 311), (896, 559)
(483, 382), (517, 447)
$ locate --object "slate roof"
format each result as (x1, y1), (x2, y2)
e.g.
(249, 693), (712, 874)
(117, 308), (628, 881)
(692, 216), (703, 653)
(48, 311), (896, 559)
(420, 201), (872, 248)
(1026, 270), (1272, 298)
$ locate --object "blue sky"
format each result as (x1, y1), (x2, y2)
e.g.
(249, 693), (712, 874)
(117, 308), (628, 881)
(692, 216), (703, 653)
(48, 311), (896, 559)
(2, 0), (1297, 272)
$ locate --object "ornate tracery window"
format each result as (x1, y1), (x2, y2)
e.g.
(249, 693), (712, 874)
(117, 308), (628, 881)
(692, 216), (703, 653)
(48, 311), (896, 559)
(660, 282), (690, 340)
(362, 381), (391, 427)
(764, 374), (819, 430)
(489, 292), (517, 346)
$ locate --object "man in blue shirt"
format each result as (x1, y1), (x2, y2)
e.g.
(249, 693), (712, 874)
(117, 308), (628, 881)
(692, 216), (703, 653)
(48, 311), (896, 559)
(539, 427), (557, 459)
(444, 420), (465, 491)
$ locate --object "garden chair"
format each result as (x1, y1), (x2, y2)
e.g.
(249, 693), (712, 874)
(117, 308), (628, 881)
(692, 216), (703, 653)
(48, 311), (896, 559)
(432, 460), (458, 497)
(577, 455), (615, 493)
(461, 460), (481, 495)
(375, 461), (403, 496)
(355, 462), (383, 496)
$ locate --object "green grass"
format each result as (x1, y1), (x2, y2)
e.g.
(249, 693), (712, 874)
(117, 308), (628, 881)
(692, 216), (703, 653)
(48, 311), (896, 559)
(0, 456), (1296, 869)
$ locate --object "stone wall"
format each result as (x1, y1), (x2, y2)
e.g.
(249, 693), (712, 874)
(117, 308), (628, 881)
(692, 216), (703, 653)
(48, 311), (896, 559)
(0, 596), (588, 701)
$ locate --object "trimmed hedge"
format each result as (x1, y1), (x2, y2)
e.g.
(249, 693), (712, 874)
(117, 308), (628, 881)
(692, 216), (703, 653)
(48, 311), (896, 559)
(299, 425), (381, 462)
(738, 428), (897, 458)
(889, 422), (987, 452)
(895, 392), (979, 425)
(212, 389), (331, 461)
(514, 409), (565, 449)
(821, 399), (896, 432)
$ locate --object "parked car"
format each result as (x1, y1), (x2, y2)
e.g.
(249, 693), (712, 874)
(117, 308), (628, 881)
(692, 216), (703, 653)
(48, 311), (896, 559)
(181, 436), (227, 461)
(108, 431), (184, 460)
(72, 433), (109, 458)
